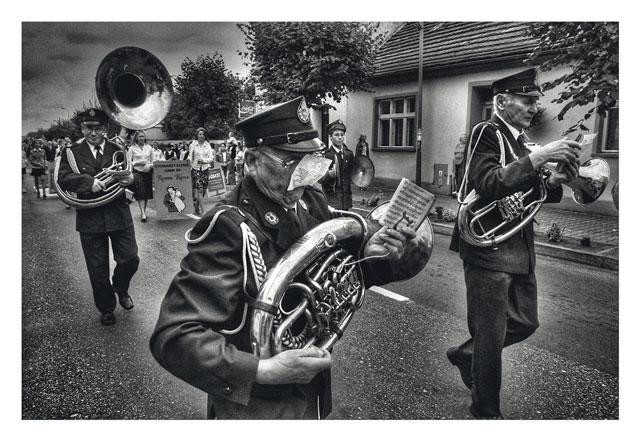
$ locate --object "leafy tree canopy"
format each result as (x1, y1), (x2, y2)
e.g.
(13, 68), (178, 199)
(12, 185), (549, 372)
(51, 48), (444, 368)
(238, 22), (385, 106)
(526, 22), (618, 133)
(163, 53), (242, 140)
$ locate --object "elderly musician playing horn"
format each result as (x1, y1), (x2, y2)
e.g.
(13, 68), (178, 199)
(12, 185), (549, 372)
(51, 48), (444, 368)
(56, 108), (140, 326)
(150, 97), (421, 419)
(448, 69), (581, 419)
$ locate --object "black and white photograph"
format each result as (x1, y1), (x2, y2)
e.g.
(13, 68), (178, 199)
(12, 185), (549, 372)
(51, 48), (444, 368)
(13, 0), (635, 438)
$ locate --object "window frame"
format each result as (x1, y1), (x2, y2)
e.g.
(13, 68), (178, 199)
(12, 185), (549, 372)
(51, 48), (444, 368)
(595, 106), (619, 158)
(373, 94), (417, 152)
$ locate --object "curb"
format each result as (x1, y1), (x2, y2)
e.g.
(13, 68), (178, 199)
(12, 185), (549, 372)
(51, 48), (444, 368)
(352, 206), (618, 271)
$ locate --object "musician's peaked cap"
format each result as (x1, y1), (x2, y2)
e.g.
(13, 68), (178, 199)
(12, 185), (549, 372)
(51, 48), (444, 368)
(235, 96), (323, 153)
(328, 119), (346, 134)
(492, 68), (544, 97)
(78, 108), (109, 126)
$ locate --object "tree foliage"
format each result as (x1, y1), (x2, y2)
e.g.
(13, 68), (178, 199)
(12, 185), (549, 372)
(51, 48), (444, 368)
(238, 22), (385, 106)
(526, 22), (618, 133)
(163, 53), (242, 139)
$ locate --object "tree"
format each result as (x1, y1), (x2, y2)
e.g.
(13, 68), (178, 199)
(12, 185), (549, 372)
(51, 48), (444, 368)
(163, 53), (242, 139)
(238, 22), (385, 106)
(526, 22), (618, 133)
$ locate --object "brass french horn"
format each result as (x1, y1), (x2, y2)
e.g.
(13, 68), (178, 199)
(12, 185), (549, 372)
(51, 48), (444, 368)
(55, 47), (173, 209)
(250, 206), (433, 358)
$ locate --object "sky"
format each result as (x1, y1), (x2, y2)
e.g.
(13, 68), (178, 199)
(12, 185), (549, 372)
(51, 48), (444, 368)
(22, 22), (250, 135)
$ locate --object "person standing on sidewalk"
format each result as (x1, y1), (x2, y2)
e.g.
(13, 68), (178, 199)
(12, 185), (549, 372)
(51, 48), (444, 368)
(57, 108), (139, 326)
(448, 69), (581, 419)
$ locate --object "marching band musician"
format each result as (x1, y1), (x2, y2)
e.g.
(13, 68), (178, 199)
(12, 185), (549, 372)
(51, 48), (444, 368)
(321, 119), (355, 210)
(448, 69), (581, 418)
(57, 108), (140, 326)
(150, 97), (421, 419)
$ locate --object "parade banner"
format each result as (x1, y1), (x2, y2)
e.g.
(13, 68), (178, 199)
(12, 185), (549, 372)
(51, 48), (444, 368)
(152, 160), (194, 220)
(207, 166), (227, 200)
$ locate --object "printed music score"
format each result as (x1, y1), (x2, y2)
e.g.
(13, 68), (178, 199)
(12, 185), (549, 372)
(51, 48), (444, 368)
(379, 178), (436, 231)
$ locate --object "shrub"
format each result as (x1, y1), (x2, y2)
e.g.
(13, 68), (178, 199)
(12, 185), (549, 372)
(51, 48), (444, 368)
(546, 222), (565, 243)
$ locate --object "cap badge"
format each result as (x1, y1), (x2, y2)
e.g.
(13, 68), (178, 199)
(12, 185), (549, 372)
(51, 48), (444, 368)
(297, 99), (310, 124)
(264, 211), (279, 225)
(89, 109), (96, 117)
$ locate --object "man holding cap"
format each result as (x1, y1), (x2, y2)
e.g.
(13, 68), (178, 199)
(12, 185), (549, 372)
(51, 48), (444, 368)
(150, 96), (419, 419)
(447, 69), (581, 418)
(57, 108), (139, 326)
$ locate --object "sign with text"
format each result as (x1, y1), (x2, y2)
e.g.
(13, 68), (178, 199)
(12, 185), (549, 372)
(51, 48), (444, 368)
(153, 160), (194, 220)
(207, 166), (227, 199)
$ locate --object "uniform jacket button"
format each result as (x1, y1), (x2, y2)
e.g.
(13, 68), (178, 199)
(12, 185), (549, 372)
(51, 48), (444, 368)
(222, 386), (233, 395)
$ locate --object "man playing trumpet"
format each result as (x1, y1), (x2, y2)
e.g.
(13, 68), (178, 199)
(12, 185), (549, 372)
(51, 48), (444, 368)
(448, 69), (581, 419)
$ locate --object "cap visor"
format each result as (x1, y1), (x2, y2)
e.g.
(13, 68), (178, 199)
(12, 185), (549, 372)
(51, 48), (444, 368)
(271, 137), (324, 153)
(515, 91), (544, 97)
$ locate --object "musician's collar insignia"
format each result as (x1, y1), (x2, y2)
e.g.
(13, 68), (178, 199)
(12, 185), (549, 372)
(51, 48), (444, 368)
(297, 98), (310, 124)
(298, 199), (308, 211)
(264, 211), (279, 225)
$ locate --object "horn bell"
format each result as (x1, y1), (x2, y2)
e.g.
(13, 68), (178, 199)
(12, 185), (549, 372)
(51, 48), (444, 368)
(96, 46), (173, 130)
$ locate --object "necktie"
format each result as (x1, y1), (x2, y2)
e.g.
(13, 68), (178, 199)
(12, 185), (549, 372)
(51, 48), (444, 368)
(94, 146), (103, 169)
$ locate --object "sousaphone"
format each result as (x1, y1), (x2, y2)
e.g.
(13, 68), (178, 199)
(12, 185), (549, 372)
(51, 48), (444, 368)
(55, 47), (173, 209)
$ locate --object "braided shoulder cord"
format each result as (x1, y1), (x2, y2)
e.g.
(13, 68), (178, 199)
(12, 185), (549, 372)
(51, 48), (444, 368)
(65, 148), (81, 174)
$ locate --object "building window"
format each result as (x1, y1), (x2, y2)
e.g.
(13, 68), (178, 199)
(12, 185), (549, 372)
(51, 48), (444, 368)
(376, 96), (416, 148)
(598, 106), (619, 153)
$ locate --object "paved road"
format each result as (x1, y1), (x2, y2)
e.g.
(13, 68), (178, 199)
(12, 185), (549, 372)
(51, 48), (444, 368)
(21, 196), (618, 419)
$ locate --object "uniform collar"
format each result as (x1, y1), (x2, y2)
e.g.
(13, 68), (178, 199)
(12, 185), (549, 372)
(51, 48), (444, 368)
(233, 176), (319, 251)
(331, 143), (343, 154)
(495, 112), (524, 141)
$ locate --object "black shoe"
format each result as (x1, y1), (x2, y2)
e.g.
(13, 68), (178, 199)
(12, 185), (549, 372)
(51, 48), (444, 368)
(118, 293), (134, 310)
(101, 311), (116, 325)
(469, 404), (503, 420)
(447, 347), (473, 390)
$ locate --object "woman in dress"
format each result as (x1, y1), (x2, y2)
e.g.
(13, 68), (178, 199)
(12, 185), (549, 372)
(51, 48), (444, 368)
(187, 127), (214, 215)
(128, 130), (154, 222)
(29, 140), (47, 199)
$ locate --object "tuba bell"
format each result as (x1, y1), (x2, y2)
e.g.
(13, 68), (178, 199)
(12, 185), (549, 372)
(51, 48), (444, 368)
(250, 206), (433, 358)
(54, 47), (173, 209)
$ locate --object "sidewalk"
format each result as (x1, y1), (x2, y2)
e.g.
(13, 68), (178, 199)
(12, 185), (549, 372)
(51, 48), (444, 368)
(351, 185), (619, 271)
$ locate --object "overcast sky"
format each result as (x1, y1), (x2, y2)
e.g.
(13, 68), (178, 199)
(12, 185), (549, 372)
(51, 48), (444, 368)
(22, 22), (250, 135)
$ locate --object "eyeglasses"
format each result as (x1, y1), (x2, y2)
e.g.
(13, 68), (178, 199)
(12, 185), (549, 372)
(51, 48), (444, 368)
(261, 151), (322, 170)
(82, 125), (105, 134)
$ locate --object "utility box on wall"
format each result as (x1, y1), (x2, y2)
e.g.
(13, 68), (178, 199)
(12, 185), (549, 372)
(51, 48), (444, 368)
(426, 163), (452, 195)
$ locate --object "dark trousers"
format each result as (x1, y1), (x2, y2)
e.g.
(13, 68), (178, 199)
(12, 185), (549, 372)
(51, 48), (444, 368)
(79, 227), (140, 313)
(455, 261), (538, 416)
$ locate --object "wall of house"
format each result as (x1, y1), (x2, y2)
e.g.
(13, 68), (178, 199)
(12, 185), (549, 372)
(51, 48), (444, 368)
(333, 65), (618, 215)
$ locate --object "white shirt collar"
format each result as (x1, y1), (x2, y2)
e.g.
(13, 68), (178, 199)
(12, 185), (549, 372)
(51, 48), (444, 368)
(331, 143), (343, 154)
(87, 140), (106, 158)
(495, 112), (524, 141)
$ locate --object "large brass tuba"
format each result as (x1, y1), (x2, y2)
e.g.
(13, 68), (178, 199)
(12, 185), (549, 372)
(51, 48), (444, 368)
(457, 139), (610, 249)
(55, 47), (173, 209)
(250, 206), (433, 358)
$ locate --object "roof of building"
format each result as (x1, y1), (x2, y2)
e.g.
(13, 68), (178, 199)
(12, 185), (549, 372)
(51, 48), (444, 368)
(373, 22), (539, 79)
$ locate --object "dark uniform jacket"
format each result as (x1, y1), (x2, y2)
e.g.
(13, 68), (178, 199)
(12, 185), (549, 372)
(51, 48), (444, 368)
(450, 115), (562, 274)
(321, 144), (354, 210)
(150, 176), (401, 419)
(57, 139), (135, 234)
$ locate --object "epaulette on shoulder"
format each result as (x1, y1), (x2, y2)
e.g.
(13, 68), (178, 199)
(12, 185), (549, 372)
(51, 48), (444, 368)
(185, 204), (249, 245)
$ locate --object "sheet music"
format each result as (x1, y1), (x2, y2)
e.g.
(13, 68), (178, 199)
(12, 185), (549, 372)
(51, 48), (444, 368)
(379, 178), (436, 231)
